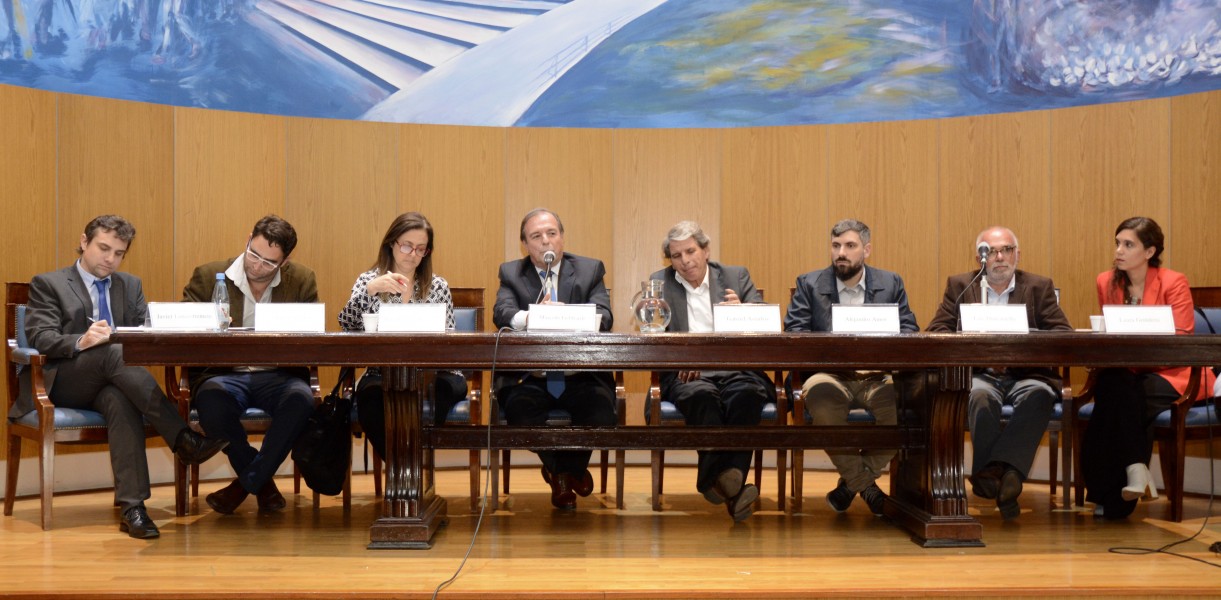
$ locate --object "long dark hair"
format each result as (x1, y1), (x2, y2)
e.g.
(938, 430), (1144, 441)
(373, 212), (434, 302)
(1111, 216), (1164, 303)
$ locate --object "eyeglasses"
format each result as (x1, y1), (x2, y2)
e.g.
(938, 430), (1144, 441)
(985, 245), (1017, 259)
(392, 243), (430, 257)
(244, 245), (282, 270)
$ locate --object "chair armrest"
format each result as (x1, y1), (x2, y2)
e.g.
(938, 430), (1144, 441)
(12, 347), (40, 365)
(613, 372), (627, 426)
(309, 367), (322, 404)
(647, 371), (661, 425)
(163, 366), (192, 421)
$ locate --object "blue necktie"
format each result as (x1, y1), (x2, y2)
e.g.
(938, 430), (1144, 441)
(539, 269), (564, 397)
(94, 278), (113, 324)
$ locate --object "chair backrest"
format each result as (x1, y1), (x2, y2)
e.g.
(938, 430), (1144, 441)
(1190, 286), (1221, 310)
(449, 287), (484, 332)
(1194, 307), (1221, 335)
(5, 282), (31, 416)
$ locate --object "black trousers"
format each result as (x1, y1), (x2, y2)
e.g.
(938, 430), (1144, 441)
(501, 373), (616, 476)
(355, 370), (467, 461)
(1081, 368), (1178, 517)
(663, 371), (769, 493)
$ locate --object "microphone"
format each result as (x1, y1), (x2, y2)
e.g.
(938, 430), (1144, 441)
(537, 250), (557, 303)
(543, 250), (556, 266)
(976, 241), (990, 265)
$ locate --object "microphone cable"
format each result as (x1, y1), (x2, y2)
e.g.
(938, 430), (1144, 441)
(1106, 392), (1219, 569)
(951, 267), (987, 331)
(433, 325), (514, 597)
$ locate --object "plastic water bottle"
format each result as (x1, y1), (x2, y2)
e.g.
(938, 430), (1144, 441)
(212, 272), (230, 332)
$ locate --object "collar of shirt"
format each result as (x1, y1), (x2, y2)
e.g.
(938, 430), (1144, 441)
(985, 275), (1017, 305)
(537, 260), (561, 282)
(675, 268), (714, 332)
(835, 265), (867, 305)
(224, 255), (281, 329)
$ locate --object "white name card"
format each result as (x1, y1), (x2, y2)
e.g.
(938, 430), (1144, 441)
(527, 303), (599, 332)
(147, 302), (219, 331)
(253, 303), (326, 332)
(378, 303), (446, 333)
(713, 304), (782, 333)
(1102, 304), (1175, 334)
(959, 303), (1030, 334)
(831, 304), (900, 333)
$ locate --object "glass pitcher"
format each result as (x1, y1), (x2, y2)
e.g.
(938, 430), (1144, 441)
(630, 279), (672, 334)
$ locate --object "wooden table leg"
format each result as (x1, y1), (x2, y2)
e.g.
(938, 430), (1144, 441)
(368, 367), (448, 549)
(885, 367), (984, 548)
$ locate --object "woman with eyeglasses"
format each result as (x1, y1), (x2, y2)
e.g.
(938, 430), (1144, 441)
(1081, 216), (1214, 519)
(339, 212), (465, 461)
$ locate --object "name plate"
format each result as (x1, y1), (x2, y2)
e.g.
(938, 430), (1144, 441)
(379, 303), (446, 333)
(254, 303), (326, 332)
(1102, 304), (1175, 334)
(527, 303), (599, 332)
(147, 302), (219, 331)
(831, 304), (900, 333)
(713, 304), (782, 333)
(959, 303), (1029, 333)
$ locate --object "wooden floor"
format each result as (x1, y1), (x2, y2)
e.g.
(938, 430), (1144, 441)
(2, 465), (1219, 599)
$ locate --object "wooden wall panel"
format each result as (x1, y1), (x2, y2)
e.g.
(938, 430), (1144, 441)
(1170, 93), (1221, 288)
(826, 120), (941, 325)
(721, 126), (829, 308)
(1050, 99), (1172, 328)
(173, 108), (287, 292)
(57, 94), (175, 302)
(0, 84), (57, 462)
(939, 111), (1055, 310)
(611, 129), (722, 331)
(505, 128), (613, 278)
(401, 124), (505, 308)
(285, 118), (400, 332)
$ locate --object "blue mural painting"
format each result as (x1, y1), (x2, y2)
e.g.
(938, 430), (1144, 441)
(1, 0), (1219, 127)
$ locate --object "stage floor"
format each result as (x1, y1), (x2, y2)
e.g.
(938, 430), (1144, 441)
(1, 465), (1219, 598)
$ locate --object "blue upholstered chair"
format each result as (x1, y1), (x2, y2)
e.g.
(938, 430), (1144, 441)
(4, 282), (181, 528)
(1072, 303), (1221, 522)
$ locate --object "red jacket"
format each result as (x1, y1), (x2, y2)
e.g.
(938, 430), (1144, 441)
(1096, 266), (1215, 399)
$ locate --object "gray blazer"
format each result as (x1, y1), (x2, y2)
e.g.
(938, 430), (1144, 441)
(784, 264), (919, 333)
(649, 262), (771, 398)
(13, 265), (147, 418)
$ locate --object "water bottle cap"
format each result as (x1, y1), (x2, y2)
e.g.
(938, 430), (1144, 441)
(215, 273), (225, 280)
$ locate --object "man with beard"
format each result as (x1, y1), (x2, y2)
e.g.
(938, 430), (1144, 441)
(181, 215), (319, 515)
(784, 219), (918, 516)
(926, 226), (1070, 519)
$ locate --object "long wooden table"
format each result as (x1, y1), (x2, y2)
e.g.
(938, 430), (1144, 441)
(114, 330), (1221, 549)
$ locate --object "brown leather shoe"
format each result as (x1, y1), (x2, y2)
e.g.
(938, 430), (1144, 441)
(256, 480), (287, 512)
(550, 473), (577, 510)
(568, 469), (594, 497)
(206, 479), (249, 515)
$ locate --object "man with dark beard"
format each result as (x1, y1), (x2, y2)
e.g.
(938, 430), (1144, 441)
(784, 219), (918, 516)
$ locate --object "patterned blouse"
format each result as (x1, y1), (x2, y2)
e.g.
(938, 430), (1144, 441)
(338, 269), (455, 332)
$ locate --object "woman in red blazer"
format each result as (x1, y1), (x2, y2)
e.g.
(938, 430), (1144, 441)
(1082, 217), (1216, 519)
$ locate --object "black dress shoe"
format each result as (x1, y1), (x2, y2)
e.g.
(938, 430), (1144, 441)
(996, 468), (1024, 520)
(256, 480), (287, 512)
(206, 478), (249, 514)
(174, 430), (228, 465)
(970, 464), (1004, 500)
(549, 473), (577, 510)
(120, 505), (160, 539)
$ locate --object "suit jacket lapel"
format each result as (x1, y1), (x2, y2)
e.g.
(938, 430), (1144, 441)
(1143, 267), (1163, 305)
(521, 258), (544, 304)
(556, 255), (575, 303)
(63, 265), (94, 322)
(663, 270), (689, 332)
(109, 276), (126, 325)
(708, 264), (726, 304)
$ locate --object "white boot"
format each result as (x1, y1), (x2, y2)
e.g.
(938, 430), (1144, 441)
(1121, 463), (1158, 501)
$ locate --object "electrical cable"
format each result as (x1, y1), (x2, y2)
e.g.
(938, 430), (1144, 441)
(432, 326), (513, 597)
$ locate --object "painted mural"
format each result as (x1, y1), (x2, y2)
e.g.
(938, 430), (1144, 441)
(0, 0), (1218, 127)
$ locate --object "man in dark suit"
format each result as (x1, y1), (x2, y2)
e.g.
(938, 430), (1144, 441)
(492, 208), (616, 511)
(18, 215), (226, 539)
(926, 226), (1071, 519)
(650, 221), (772, 522)
(784, 219), (919, 517)
(181, 215), (318, 515)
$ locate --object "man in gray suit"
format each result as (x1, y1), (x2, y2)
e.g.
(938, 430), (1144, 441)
(784, 219), (919, 516)
(18, 215), (227, 538)
(492, 208), (616, 511)
(650, 221), (773, 522)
